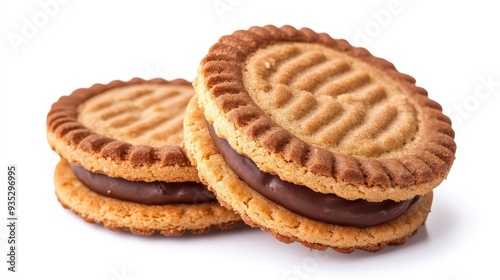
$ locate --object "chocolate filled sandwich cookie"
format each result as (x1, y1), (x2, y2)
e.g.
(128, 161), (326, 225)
(47, 77), (242, 236)
(184, 25), (456, 252)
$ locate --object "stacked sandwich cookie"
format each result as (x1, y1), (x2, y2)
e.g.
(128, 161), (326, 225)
(47, 77), (242, 235)
(183, 25), (456, 252)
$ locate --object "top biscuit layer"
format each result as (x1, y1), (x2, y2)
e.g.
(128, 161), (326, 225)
(194, 25), (456, 202)
(47, 77), (199, 182)
(244, 42), (419, 157)
(77, 83), (191, 148)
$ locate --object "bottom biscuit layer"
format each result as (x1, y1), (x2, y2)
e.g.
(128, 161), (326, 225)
(54, 159), (243, 236)
(184, 96), (433, 253)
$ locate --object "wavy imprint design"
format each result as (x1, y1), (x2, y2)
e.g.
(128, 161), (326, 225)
(46, 78), (194, 168)
(244, 42), (418, 157)
(78, 84), (193, 148)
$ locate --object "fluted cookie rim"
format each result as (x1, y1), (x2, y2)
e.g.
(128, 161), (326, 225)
(47, 77), (199, 182)
(196, 25), (456, 201)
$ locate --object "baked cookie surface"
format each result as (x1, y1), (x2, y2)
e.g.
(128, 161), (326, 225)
(47, 77), (242, 235)
(185, 25), (456, 252)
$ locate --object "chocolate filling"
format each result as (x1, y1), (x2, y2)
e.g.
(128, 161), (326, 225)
(207, 123), (416, 227)
(70, 164), (217, 205)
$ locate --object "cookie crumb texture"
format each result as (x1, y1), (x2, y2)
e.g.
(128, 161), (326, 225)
(54, 160), (243, 236)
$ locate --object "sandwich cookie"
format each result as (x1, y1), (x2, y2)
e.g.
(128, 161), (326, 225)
(47, 77), (242, 236)
(184, 25), (456, 252)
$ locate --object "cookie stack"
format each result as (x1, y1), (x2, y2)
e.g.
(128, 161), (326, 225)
(47, 25), (456, 253)
(47, 78), (242, 235)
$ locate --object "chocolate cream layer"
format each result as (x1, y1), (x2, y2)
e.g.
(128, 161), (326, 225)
(207, 123), (416, 227)
(70, 164), (217, 205)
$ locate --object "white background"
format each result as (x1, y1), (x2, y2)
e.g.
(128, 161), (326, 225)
(1, 1), (499, 279)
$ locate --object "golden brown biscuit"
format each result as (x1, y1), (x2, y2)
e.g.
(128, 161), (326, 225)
(47, 77), (242, 235)
(184, 25), (456, 252)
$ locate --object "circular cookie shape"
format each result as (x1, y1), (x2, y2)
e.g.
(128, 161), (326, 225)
(47, 77), (243, 235)
(195, 25), (456, 202)
(47, 77), (198, 182)
(184, 96), (432, 252)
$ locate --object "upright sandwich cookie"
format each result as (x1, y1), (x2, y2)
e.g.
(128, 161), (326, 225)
(184, 25), (456, 252)
(47, 77), (242, 235)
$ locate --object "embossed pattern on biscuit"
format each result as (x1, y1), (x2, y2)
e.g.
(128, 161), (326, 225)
(243, 42), (418, 157)
(47, 78), (195, 168)
(78, 84), (193, 148)
(199, 25), (456, 192)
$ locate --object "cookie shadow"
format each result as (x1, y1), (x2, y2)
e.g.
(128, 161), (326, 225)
(104, 222), (256, 241)
(161, 223), (256, 240)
